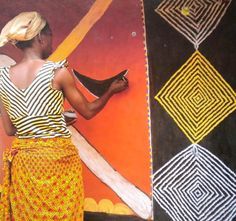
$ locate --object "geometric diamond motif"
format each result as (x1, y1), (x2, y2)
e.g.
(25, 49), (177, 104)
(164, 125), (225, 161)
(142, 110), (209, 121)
(153, 144), (236, 221)
(156, 0), (232, 49)
(155, 51), (236, 143)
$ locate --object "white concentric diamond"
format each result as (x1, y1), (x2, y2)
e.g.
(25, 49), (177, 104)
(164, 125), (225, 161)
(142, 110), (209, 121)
(156, 0), (232, 49)
(153, 144), (236, 221)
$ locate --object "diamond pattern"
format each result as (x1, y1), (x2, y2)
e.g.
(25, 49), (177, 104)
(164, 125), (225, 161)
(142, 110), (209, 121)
(155, 51), (236, 143)
(153, 144), (236, 221)
(156, 0), (232, 49)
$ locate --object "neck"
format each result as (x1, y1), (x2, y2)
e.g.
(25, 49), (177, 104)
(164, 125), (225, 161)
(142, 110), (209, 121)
(21, 48), (44, 62)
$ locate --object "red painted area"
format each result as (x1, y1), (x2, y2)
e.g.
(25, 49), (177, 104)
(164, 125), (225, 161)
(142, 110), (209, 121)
(0, 0), (151, 204)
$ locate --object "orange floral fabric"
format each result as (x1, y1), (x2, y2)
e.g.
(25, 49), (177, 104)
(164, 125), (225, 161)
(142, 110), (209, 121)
(0, 137), (84, 221)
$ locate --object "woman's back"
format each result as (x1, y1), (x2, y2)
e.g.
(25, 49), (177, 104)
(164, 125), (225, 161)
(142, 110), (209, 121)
(0, 59), (71, 138)
(7, 60), (46, 90)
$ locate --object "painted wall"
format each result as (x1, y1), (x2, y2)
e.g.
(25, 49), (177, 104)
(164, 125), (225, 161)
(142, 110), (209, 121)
(0, 1), (152, 219)
(144, 0), (236, 220)
(1, 0), (235, 220)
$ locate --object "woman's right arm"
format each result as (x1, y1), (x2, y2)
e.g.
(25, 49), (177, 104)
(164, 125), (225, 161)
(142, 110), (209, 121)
(55, 67), (128, 120)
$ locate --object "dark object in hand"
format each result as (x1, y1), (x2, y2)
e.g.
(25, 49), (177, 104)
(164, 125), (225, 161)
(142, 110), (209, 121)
(72, 69), (128, 97)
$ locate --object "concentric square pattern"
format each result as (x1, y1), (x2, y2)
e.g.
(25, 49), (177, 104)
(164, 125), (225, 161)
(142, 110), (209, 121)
(153, 144), (236, 221)
(155, 51), (236, 143)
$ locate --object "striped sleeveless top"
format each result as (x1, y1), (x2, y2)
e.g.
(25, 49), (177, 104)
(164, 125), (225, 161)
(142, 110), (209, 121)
(0, 60), (71, 138)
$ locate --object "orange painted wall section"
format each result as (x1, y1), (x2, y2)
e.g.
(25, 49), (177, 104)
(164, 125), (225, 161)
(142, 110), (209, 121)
(66, 1), (151, 202)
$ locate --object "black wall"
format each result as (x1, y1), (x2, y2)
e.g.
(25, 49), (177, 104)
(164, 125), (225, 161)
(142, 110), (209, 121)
(144, 0), (236, 220)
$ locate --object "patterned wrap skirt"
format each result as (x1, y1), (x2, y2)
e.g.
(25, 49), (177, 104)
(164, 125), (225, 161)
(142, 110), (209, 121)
(0, 137), (84, 221)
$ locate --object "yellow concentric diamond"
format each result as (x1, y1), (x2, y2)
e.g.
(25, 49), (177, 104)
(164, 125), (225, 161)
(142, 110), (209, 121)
(155, 51), (236, 143)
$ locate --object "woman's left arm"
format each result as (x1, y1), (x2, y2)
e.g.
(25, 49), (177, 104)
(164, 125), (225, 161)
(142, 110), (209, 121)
(0, 100), (16, 136)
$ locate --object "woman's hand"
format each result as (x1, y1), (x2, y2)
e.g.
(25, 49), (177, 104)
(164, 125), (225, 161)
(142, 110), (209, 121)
(54, 68), (129, 120)
(108, 77), (128, 95)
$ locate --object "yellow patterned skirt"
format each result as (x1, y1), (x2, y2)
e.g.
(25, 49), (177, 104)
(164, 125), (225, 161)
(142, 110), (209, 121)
(0, 137), (84, 221)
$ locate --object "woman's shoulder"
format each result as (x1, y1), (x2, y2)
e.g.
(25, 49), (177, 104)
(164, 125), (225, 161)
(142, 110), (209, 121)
(47, 59), (68, 70)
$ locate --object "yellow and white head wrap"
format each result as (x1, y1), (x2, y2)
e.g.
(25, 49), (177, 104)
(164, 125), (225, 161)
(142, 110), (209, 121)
(0, 11), (46, 47)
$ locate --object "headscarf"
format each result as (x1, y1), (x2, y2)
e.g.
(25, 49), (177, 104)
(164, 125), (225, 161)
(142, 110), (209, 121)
(0, 11), (46, 47)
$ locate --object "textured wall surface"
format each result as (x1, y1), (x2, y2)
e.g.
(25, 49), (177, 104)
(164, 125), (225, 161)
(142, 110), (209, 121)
(144, 0), (236, 220)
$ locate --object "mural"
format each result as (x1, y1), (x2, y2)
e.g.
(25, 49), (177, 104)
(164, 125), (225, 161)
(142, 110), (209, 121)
(144, 0), (236, 220)
(156, 0), (232, 49)
(155, 50), (236, 144)
(0, 0), (152, 220)
(153, 144), (236, 221)
(0, 0), (235, 220)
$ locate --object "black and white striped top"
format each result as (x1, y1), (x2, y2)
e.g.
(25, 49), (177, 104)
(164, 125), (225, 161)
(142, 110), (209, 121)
(0, 60), (71, 138)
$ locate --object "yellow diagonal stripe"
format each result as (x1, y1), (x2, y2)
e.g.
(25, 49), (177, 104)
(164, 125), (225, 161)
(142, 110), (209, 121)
(49, 0), (113, 62)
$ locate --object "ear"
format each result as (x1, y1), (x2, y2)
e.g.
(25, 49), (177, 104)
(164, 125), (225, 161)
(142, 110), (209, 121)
(35, 33), (43, 45)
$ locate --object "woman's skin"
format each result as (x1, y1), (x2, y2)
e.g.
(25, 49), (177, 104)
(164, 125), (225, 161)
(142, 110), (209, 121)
(0, 26), (128, 136)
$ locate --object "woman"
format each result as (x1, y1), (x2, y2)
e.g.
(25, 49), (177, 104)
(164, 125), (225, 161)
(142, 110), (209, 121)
(0, 12), (128, 220)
